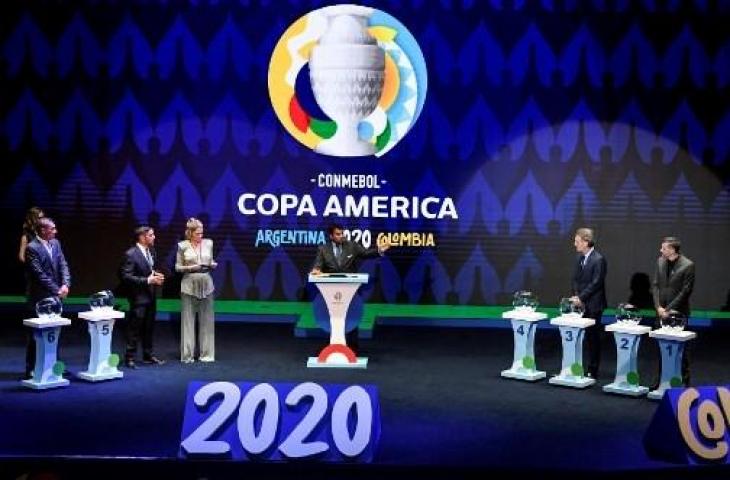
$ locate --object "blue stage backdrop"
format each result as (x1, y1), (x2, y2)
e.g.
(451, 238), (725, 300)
(1, 0), (729, 309)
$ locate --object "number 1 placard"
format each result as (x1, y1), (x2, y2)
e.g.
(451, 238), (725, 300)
(179, 381), (380, 462)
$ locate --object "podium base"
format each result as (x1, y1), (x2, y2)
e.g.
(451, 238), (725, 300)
(78, 370), (124, 382)
(602, 382), (648, 397)
(307, 357), (368, 369)
(500, 368), (546, 381)
(21, 378), (69, 390)
(549, 375), (595, 389)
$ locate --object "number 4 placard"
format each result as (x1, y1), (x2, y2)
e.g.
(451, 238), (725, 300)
(179, 381), (380, 462)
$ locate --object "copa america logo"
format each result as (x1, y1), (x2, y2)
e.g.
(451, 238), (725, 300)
(268, 4), (428, 157)
(334, 291), (343, 302)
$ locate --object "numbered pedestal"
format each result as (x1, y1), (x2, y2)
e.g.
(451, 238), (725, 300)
(77, 309), (125, 382)
(500, 309), (548, 381)
(307, 273), (369, 369)
(603, 323), (652, 397)
(549, 315), (596, 388)
(22, 317), (72, 390)
(647, 328), (696, 400)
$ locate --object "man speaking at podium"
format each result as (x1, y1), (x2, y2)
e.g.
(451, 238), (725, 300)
(310, 224), (390, 353)
(310, 224), (390, 275)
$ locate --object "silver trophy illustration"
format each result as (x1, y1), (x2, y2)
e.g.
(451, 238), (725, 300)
(309, 5), (385, 156)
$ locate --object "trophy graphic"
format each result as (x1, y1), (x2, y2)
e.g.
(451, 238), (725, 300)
(309, 5), (385, 157)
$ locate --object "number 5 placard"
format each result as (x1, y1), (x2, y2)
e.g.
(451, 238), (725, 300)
(179, 381), (380, 462)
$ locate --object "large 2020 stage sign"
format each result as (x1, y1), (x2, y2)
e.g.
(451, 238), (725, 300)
(1, 1), (729, 308)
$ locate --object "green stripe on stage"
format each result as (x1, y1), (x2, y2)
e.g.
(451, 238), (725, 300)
(2, 296), (729, 332)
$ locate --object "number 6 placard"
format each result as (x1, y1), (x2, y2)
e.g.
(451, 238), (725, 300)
(179, 381), (380, 462)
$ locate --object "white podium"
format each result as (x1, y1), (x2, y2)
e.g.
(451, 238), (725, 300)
(549, 315), (596, 388)
(307, 273), (369, 369)
(603, 323), (652, 397)
(77, 309), (125, 382)
(647, 328), (696, 400)
(500, 308), (548, 381)
(22, 317), (72, 390)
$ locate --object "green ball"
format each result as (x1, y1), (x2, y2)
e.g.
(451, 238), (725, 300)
(570, 363), (584, 377)
(522, 356), (536, 370)
(627, 371), (640, 385)
(52, 361), (65, 376)
(670, 376), (683, 388)
(108, 353), (120, 368)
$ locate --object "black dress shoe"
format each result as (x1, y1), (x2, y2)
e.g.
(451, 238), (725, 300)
(143, 356), (165, 365)
(125, 359), (137, 369)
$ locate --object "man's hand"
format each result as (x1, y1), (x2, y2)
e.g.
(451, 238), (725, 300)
(310, 268), (322, 276)
(377, 237), (391, 254)
(569, 295), (583, 308)
(210, 260), (218, 269)
(148, 271), (165, 285)
(657, 307), (668, 318)
(58, 285), (69, 298)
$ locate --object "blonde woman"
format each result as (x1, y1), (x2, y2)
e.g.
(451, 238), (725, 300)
(176, 218), (217, 363)
(18, 207), (44, 263)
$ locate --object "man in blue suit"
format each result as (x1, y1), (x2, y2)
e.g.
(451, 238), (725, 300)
(24, 217), (71, 379)
(570, 227), (607, 379)
(119, 225), (166, 368)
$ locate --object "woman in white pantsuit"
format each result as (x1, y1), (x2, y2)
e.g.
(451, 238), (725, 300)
(176, 218), (217, 363)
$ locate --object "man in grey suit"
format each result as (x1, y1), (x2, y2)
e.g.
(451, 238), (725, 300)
(311, 224), (390, 275)
(652, 236), (695, 386)
(24, 217), (71, 379)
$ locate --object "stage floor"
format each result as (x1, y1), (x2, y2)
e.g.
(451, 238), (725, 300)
(1, 319), (729, 477)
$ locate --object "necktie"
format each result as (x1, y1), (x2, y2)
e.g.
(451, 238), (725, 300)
(334, 244), (341, 264)
(580, 255), (586, 268)
(145, 248), (153, 267)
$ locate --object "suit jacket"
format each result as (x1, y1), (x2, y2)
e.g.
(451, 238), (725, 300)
(572, 249), (607, 313)
(119, 245), (158, 306)
(25, 237), (71, 304)
(312, 240), (380, 274)
(652, 255), (694, 315)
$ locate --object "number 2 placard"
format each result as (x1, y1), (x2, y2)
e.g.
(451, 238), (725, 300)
(179, 381), (380, 462)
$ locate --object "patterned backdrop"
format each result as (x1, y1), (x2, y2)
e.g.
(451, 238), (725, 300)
(2, 0), (729, 309)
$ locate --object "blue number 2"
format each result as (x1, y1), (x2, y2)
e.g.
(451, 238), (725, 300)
(620, 338), (629, 350)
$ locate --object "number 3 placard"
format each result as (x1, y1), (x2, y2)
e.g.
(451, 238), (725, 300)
(179, 381), (380, 462)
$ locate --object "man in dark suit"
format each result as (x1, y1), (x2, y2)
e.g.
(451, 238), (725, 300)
(119, 225), (166, 368)
(311, 224), (390, 275)
(24, 217), (71, 379)
(569, 227), (607, 379)
(652, 236), (695, 386)
(310, 224), (390, 352)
